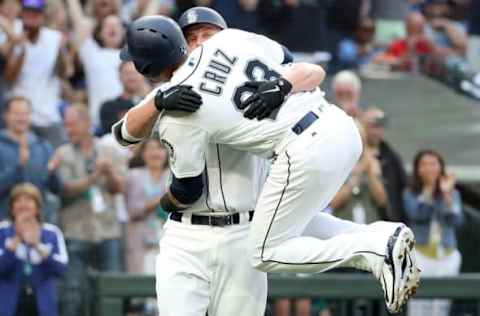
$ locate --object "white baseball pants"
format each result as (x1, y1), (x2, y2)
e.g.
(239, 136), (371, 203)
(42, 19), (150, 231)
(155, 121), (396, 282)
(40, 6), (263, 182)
(249, 105), (393, 274)
(155, 218), (267, 316)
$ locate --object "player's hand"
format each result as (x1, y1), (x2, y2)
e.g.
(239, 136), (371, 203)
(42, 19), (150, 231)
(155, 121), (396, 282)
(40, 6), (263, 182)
(154, 85), (202, 113)
(241, 78), (292, 120)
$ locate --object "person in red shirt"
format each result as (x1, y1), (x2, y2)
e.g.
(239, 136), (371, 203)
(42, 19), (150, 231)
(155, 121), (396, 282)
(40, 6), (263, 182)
(377, 12), (435, 71)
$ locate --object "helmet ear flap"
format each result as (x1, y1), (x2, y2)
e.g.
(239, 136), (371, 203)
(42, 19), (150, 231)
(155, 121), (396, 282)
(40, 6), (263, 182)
(133, 60), (151, 76)
(134, 60), (166, 78)
(146, 63), (166, 78)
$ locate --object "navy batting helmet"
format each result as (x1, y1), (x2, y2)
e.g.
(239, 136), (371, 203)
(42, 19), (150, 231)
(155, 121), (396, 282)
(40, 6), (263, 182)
(178, 7), (227, 31)
(120, 16), (188, 78)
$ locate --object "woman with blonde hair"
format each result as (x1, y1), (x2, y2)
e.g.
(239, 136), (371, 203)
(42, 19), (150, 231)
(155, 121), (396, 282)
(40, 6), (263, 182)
(0, 183), (68, 316)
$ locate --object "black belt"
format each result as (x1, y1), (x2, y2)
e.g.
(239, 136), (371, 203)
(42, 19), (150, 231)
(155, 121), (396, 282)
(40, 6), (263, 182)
(292, 111), (319, 135)
(170, 211), (254, 227)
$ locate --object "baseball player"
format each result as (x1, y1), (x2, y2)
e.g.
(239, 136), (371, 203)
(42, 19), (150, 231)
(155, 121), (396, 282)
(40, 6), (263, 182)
(116, 8), (271, 316)
(116, 15), (420, 314)
(154, 9), (269, 316)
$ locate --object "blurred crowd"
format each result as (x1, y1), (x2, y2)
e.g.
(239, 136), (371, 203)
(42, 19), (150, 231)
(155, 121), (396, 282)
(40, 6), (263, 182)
(0, 0), (476, 316)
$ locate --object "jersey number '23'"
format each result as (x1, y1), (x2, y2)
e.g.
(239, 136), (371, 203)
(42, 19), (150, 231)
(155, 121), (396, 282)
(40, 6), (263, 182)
(232, 60), (280, 118)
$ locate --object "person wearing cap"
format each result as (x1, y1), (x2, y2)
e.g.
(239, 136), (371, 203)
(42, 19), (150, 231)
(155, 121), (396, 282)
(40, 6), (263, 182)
(0, 182), (68, 316)
(4, 0), (69, 148)
(361, 107), (408, 222)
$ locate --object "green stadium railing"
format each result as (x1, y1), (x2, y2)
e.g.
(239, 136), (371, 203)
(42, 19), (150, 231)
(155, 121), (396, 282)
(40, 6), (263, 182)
(88, 273), (480, 316)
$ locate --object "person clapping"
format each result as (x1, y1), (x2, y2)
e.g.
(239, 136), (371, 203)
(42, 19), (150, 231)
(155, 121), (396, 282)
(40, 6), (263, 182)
(404, 150), (463, 316)
(0, 183), (68, 316)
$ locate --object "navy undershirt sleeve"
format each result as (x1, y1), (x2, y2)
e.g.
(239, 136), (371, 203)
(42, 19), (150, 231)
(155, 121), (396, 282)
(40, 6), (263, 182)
(170, 172), (204, 204)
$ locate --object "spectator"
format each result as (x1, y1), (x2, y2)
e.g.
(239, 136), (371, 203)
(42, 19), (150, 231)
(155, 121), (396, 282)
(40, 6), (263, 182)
(337, 17), (382, 70)
(0, 182), (68, 316)
(98, 61), (149, 136)
(0, 0), (21, 111)
(330, 123), (388, 223)
(361, 108), (407, 222)
(4, 0), (70, 148)
(331, 70), (363, 118)
(0, 96), (62, 223)
(467, 0), (480, 71)
(404, 149), (463, 316)
(43, 0), (78, 107)
(418, 0), (480, 99)
(124, 138), (169, 274)
(422, 0), (467, 60)
(56, 104), (127, 316)
(67, 0), (124, 129)
(377, 12), (435, 72)
(0, 0), (20, 32)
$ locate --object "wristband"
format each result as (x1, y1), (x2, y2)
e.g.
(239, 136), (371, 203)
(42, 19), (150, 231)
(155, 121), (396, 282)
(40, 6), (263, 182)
(278, 78), (293, 95)
(112, 117), (143, 147)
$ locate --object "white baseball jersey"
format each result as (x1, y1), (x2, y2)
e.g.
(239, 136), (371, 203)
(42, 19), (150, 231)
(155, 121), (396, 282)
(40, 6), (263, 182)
(184, 144), (267, 215)
(155, 29), (330, 180)
(152, 80), (268, 216)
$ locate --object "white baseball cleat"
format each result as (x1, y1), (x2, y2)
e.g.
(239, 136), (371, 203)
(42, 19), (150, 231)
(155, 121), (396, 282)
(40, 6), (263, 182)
(379, 225), (421, 314)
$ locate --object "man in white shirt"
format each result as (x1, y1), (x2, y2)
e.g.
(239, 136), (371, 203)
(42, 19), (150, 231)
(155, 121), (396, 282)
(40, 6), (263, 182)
(4, 0), (69, 148)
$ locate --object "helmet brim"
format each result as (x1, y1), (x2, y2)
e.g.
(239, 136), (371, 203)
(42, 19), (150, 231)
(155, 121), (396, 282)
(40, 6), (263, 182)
(119, 46), (132, 61)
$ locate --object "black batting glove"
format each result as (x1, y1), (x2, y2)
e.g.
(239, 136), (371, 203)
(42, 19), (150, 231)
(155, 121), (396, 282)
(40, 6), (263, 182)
(154, 85), (202, 113)
(241, 78), (293, 120)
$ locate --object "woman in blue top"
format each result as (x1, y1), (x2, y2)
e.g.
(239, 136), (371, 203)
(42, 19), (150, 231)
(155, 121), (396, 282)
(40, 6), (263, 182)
(404, 150), (463, 316)
(0, 183), (68, 316)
